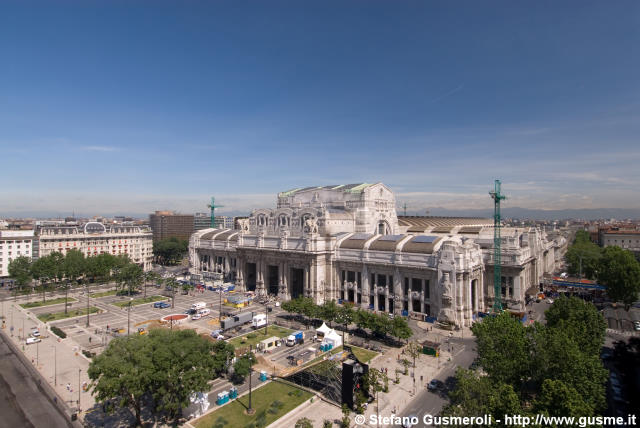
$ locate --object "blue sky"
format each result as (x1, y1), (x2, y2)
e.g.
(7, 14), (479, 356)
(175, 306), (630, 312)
(1, 1), (638, 216)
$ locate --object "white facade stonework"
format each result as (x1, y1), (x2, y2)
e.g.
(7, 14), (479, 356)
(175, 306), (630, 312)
(39, 222), (153, 271)
(0, 230), (35, 277)
(189, 183), (566, 327)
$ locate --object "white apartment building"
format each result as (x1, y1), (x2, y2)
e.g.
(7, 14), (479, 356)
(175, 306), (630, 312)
(0, 230), (35, 277)
(38, 222), (153, 271)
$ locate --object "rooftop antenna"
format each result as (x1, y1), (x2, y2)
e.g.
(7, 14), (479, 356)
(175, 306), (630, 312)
(403, 203), (407, 216)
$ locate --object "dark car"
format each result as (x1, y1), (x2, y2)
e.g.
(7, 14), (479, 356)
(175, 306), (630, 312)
(153, 301), (171, 309)
(427, 379), (444, 391)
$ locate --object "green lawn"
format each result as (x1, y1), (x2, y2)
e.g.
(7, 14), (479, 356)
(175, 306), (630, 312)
(228, 325), (294, 348)
(193, 381), (312, 428)
(37, 306), (101, 322)
(90, 290), (118, 298)
(350, 345), (379, 363)
(20, 297), (77, 309)
(111, 295), (166, 308)
(303, 344), (379, 368)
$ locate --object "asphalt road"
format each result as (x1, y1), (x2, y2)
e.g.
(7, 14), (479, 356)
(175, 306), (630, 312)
(399, 335), (476, 427)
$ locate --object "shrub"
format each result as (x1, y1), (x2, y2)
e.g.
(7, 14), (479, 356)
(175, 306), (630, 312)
(247, 333), (257, 339)
(51, 326), (66, 339)
(82, 350), (96, 359)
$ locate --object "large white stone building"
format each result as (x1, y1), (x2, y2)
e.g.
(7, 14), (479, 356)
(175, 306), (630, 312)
(189, 183), (566, 327)
(38, 222), (154, 271)
(0, 230), (35, 277)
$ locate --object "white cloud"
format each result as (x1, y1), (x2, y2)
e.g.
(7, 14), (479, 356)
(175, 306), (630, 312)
(81, 145), (119, 152)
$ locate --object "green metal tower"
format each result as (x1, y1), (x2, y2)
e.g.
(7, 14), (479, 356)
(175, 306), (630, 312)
(489, 180), (506, 312)
(207, 197), (224, 228)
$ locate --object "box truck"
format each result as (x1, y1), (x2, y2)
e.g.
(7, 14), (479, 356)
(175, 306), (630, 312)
(286, 331), (304, 347)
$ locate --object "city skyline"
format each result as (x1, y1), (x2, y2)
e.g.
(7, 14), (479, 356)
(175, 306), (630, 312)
(1, 1), (639, 216)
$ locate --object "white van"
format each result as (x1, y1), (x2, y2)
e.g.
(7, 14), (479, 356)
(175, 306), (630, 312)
(199, 308), (211, 317)
(252, 313), (267, 329)
(191, 302), (207, 311)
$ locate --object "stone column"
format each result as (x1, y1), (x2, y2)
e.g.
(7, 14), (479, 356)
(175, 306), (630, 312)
(361, 266), (369, 308)
(256, 258), (266, 297)
(304, 265), (311, 298)
(393, 268), (403, 315)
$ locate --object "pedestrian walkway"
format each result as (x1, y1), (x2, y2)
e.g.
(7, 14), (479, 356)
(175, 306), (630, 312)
(2, 301), (95, 421)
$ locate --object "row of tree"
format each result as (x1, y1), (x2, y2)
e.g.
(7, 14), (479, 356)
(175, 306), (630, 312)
(442, 297), (608, 421)
(565, 230), (640, 307)
(7, 250), (159, 306)
(153, 237), (189, 265)
(281, 297), (413, 341)
(88, 329), (235, 425)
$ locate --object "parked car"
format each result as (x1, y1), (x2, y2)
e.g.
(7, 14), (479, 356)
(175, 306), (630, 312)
(191, 313), (201, 321)
(153, 301), (171, 309)
(633, 320), (640, 331)
(31, 328), (40, 337)
(427, 379), (444, 391)
(26, 337), (41, 345)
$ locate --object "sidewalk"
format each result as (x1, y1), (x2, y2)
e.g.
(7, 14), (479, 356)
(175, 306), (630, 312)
(1, 300), (95, 421)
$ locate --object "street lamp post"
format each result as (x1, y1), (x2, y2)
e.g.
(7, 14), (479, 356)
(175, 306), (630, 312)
(53, 346), (57, 386)
(248, 344), (253, 414)
(36, 341), (39, 367)
(264, 303), (269, 336)
(78, 368), (81, 411)
(127, 298), (133, 336)
(86, 283), (90, 327)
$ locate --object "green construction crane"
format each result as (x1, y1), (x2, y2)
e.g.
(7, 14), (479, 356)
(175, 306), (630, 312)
(207, 197), (224, 228)
(489, 180), (506, 312)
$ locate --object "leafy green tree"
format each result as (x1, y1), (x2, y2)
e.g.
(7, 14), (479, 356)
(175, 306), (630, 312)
(441, 368), (522, 425)
(363, 368), (387, 425)
(164, 276), (179, 308)
(320, 300), (339, 327)
(148, 329), (218, 419)
(115, 262), (143, 296)
(533, 379), (594, 418)
(335, 303), (355, 344)
(85, 253), (116, 283)
(295, 417), (314, 428)
(471, 312), (531, 388)
(63, 249), (86, 284)
(545, 297), (606, 356)
(353, 309), (375, 331)
(232, 352), (256, 381)
(8, 255), (32, 291)
(531, 326), (607, 412)
(30, 255), (55, 302)
(49, 252), (66, 284)
(598, 246), (640, 309)
(88, 334), (152, 426)
(565, 231), (601, 279)
(211, 340), (235, 376)
(390, 316), (413, 341)
(142, 271), (160, 298)
(153, 237), (188, 265)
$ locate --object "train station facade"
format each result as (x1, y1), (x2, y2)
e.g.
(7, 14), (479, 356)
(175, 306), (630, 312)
(189, 183), (566, 327)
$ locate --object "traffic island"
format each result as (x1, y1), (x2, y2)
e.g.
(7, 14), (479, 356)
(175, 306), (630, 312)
(20, 297), (78, 309)
(37, 307), (101, 322)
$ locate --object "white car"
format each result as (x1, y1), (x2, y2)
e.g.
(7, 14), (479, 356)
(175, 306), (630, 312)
(199, 308), (211, 317)
(26, 337), (41, 344)
(191, 313), (201, 321)
(31, 328), (40, 337)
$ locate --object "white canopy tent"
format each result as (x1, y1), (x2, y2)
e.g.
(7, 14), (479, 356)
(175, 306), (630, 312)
(322, 329), (343, 348)
(316, 322), (332, 337)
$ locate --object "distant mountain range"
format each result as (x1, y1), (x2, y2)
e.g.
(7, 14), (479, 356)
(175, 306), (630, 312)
(2, 207), (640, 221)
(415, 207), (640, 221)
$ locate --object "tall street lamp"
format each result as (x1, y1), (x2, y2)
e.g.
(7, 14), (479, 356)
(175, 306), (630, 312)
(52, 345), (57, 386)
(127, 298), (133, 336)
(86, 283), (91, 327)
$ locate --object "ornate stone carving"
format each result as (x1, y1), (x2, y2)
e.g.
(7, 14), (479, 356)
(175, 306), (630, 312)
(438, 272), (456, 323)
(237, 218), (250, 232)
(303, 217), (318, 234)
